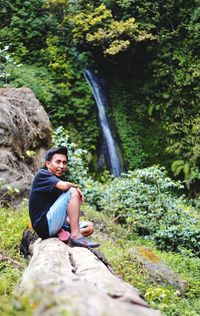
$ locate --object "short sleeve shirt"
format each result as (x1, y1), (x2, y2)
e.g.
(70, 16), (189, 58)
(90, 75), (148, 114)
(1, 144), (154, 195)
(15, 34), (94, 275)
(29, 168), (62, 238)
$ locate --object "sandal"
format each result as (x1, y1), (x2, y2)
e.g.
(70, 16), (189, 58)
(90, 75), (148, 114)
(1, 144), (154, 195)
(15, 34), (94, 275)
(68, 237), (99, 248)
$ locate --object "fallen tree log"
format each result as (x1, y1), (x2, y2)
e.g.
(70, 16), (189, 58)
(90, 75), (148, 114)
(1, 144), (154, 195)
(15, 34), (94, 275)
(17, 238), (161, 316)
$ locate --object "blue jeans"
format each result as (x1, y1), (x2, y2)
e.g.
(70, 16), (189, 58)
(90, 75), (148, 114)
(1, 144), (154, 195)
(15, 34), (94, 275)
(46, 189), (71, 236)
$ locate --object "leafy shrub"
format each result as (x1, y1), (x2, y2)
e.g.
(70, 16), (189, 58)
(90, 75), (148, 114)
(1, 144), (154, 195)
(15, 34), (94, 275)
(0, 44), (20, 85)
(101, 166), (200, 255)
(154, 225), (200, 254)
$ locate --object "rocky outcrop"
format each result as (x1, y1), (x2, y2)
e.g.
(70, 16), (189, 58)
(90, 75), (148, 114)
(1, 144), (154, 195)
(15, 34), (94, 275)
(0, 87), (52, 205)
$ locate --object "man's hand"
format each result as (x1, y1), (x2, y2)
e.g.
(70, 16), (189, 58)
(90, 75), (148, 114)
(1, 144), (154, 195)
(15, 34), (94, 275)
(56, 181), (84, 203)
(77, 187), (85, 204)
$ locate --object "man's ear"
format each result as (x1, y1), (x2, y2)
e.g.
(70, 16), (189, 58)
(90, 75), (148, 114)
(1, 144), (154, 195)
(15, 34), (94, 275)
(45, 161), (50, 168)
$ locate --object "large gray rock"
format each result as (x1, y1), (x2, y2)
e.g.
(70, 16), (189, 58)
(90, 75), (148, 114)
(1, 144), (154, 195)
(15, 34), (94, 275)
(0, 87), (52, 204)
(129, 246), (186, 293)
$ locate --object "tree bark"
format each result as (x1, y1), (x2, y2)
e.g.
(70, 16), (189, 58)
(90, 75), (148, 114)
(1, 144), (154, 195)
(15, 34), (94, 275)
(17, 238), (161, 316)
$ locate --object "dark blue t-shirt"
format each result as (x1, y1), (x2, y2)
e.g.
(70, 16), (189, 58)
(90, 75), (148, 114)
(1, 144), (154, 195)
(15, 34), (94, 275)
(29, 168), (62, 238)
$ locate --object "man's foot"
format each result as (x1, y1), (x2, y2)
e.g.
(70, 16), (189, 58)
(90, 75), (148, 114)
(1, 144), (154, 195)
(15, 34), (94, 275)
(57, 229), (70, 242)
(68, 236), (99, 248)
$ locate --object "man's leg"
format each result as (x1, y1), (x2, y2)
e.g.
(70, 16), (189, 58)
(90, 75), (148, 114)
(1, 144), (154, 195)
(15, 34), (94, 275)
(47, 188), (99, 247)
(66, 188), (99, 247)
(47, 187), (91, 238)
(66, 187), (82, 240)
(80, 222), (94, 236)
(46, 189), (72, 237)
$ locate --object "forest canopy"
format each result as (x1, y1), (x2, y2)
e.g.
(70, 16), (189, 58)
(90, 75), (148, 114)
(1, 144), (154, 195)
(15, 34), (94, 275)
(0, 0), (199, 190)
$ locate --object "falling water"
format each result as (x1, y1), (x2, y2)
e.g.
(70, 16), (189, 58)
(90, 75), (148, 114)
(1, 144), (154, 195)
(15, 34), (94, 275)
(84, 69), (122, 176)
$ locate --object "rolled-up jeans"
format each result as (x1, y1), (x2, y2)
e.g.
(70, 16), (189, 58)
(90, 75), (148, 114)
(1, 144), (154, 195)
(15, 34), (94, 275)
(46, 189), (71, 236)
(46, 189), (88, 236)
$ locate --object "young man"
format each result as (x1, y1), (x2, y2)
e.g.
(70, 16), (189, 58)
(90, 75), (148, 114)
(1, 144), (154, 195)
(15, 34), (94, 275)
(29, 147), (99, 248)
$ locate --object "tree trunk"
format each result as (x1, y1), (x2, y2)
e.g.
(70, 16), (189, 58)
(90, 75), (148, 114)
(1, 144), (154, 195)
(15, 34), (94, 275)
(17, 238), (161, 316)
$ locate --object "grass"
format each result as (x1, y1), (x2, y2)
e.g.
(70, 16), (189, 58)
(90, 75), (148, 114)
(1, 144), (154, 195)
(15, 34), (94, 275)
(0, 202), (199, 316)
(83, 204), (200, 316)
(0, 201), (31, 315)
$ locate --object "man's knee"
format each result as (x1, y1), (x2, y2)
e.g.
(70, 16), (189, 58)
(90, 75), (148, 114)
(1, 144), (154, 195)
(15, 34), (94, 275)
(80, 222), (94, 237)
(69, 187), (79, 198)
(87, 222), (94, 234)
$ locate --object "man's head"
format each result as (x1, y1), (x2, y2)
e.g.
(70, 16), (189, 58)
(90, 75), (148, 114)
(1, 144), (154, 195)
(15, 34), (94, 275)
(45, 147), (68, 177)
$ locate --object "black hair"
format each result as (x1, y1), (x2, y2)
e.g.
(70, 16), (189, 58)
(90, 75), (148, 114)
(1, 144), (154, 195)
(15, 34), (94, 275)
(45, 147), (68, 162)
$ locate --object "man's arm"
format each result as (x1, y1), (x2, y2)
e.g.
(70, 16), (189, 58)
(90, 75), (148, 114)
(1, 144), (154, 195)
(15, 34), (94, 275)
(55, 181), (85, 204)
(55, 180), (77, 191)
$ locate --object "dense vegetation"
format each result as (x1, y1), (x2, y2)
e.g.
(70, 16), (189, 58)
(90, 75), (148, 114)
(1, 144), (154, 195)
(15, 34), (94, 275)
(0, 0), (199, 189)
(0, 1), (199, 315)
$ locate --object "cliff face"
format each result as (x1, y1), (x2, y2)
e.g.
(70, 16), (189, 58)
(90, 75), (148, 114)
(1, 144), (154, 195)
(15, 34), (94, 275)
(0, 87), (52, 204)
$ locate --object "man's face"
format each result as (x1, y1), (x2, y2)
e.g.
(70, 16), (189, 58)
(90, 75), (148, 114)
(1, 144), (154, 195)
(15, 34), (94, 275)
(46, 153), (67, 177)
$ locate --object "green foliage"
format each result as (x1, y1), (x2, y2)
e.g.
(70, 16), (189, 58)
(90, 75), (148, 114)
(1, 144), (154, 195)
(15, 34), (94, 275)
(0, 203), (29, 256)
(101, 166), (200, 255)
(3, 63), (57, 106)
(144, 1), (199, 185)
(0, 0), (199, 190)
(0, 43), (22, 85)
(110, 90), (145, 168)
(166, 115), (200, 187)
(0, 203), (37, 316)
(105, 0), (199, 186)
(109, 81), (167, 169)
(0, 0), (56, 61)
(68, 3), (153, 55)
(0, 204), (28, 313)
(38, 32), (99, 150)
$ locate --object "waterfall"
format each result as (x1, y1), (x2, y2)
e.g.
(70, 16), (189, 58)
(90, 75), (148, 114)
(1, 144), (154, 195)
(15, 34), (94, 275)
(84, 69), (122, 176)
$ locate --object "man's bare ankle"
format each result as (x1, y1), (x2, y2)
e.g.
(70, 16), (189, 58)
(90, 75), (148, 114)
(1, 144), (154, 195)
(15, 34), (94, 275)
(70, 234), (83, 240)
